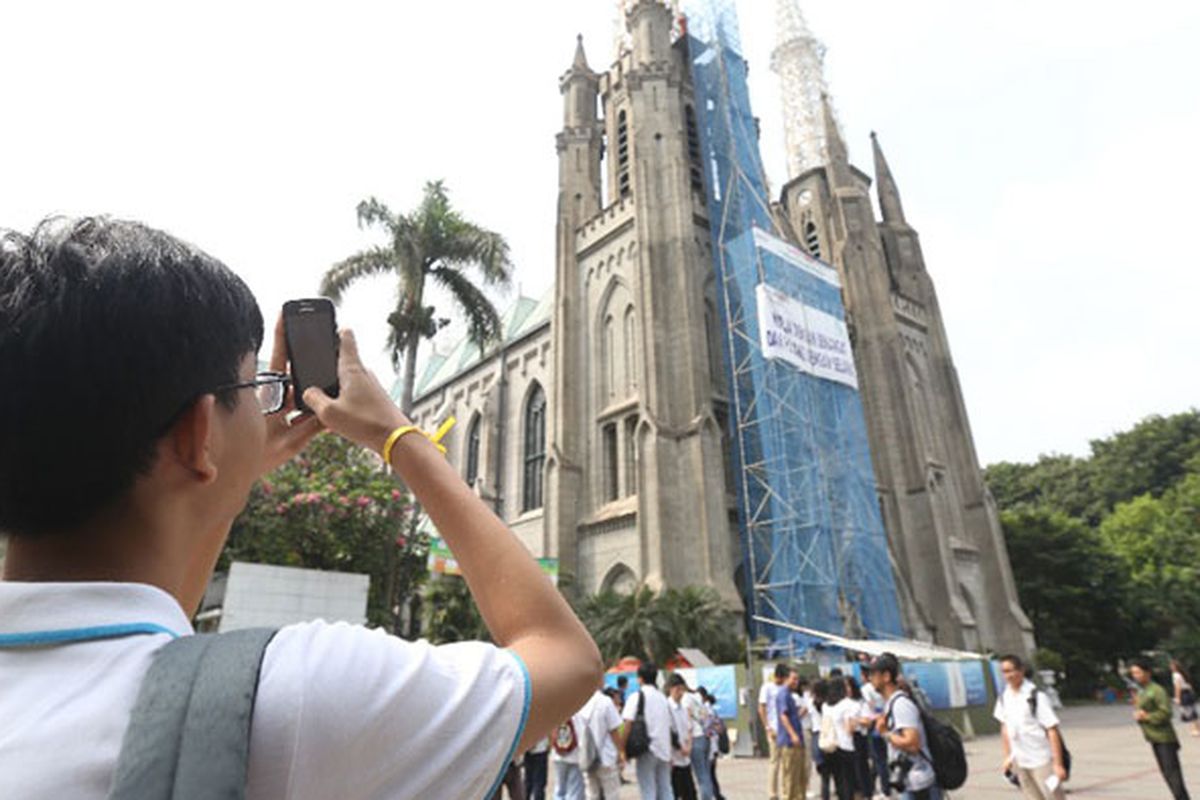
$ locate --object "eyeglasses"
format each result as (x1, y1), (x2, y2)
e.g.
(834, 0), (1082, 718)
(215, 371), (290, 415)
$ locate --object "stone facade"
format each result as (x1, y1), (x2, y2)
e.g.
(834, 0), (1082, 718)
(409, 0), (1033, 654)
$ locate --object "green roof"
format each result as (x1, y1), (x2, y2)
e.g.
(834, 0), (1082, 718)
(389, 288), (554, 403)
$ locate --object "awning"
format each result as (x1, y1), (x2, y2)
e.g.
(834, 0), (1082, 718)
(752, 615), (985, 662)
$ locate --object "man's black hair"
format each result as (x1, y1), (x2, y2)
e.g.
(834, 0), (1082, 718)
(1000, 654), (1024, 671)
(774, 662), (791, 680)
(872, 653), (901, 683)
(667, 673), (688, 689)
(0, 217), (263, 536)
(638, 663), (658, 685)
(617, 675), (629, 688)
(1131, 657), (1154, 673)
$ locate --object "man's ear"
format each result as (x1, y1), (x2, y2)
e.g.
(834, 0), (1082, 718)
(170, 394), (219, 484)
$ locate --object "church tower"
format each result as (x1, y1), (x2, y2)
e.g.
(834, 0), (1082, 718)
(772, 0), (1034, 654)
(548, 0), (741, 602)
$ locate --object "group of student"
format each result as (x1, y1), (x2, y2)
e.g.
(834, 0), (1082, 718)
(760, 653), (939, 800)
(508, 665), (730, 800)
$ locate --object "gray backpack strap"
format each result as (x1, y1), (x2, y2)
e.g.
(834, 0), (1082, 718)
(107, 627), (278, 800)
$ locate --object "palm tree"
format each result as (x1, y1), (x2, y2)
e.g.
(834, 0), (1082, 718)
(321, 181), (513, 414)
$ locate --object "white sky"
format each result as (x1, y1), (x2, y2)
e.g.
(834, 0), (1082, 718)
(3, 1), (1198, 465)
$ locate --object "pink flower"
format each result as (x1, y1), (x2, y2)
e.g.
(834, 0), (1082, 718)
(322, 503), (335, 515)
(276, 504), (287, 515)
(338, 495), (350, 506)
(356, 496), (371, 508)
(307, 492), (321, 504)
(391, 489), (402, 501)
(395, 535), (407, 548)
(292, 493), (308, 505)
(261, 480), (273, 496)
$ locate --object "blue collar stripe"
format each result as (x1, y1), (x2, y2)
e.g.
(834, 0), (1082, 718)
(0, 622), (181, 648)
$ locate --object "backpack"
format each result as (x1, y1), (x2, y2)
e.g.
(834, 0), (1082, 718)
(108, 627), (278, 800)
(705, 713), (731, 755)
(553, 719), (579, 756)
(818, 707), (839, 753)
(886, 692), (968, 791)
(624, 689), (651, 759)
(1029, 689), (1072, 780)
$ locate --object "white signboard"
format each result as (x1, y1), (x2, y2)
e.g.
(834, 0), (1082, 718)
(219, 562), (369, 632)
(756, 283), (858, 389)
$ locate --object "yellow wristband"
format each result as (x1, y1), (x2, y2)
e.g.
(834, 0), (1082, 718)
(381, 416), (456, 464)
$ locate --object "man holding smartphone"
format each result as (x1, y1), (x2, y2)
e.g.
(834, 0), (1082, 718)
(0, 217), (602, 798)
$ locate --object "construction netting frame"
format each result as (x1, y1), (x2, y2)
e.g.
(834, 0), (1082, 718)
(683, 0), (903, 655)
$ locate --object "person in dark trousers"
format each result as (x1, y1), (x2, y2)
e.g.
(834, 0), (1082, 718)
(1131, 658), (1191, 800)
(845, 676), (874, 799)
(524, 739), (550, 800)
(810, 680), (832, 800)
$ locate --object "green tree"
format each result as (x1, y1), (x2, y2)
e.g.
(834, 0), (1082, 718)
(1089, 411), (1200, 516)
(1101, 474), (1200, 644)
(576, 585), (741, 666)
(985, 455), (1097, 521)
(421, 575), (490, 644)
(223, 434), (427, 629)
(1000, 506), (1145, 695)
(321, 181), (513, 414)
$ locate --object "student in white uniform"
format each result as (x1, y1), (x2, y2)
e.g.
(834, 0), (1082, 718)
(584, 684), (625, 800)
(1171, 659), (1200, 737)
(994, 654), (1067, 800)
(760, 663), (790, 800)
(0, 218), (603, 799)
(622, 663), (674, 800)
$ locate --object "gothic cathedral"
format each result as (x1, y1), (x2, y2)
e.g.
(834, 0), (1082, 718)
(408, 0), (1034, 655)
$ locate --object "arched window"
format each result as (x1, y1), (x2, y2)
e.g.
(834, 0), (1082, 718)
(603, 314), (616, 401)
(685, 105), (703, 193)
(465, 413), (482, 487)
(623, 305), (638, 393)
(523, 385), (547, 511)
(617, 110), (631, 198)
(804, 221), (821, 259)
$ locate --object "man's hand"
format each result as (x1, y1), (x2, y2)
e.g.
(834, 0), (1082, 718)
(1134, 709), (1149, 722)
(1054, 763), (1068, 782)
(259, 314), (322, 476)
(874, 715), (888, 735)
(302, 328), (410, 454)
(1001, 755), (1013, 774)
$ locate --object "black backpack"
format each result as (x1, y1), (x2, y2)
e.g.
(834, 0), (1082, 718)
(1029, 689), (1072, 779)
(887, 692), (968, 791)
(624, 689), (651, 759)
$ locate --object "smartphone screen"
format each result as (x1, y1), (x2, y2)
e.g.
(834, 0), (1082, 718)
(283, 299), (339, 413)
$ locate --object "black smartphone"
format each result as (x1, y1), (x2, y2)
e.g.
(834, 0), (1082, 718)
(283, 298), (339, 413)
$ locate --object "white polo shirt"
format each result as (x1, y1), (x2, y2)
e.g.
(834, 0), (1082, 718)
(993, 680), (1061, 769)
(759, 681), (781, 732)
(622, 684), (673, 763)
(0, 581), (530, 799)
(584, 690), (624, 768)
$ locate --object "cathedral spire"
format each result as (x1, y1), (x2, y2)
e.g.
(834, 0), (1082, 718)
(771, 0), (832, 178)
(572, 34), (590, 72)
(871, 131), (906, 224)
(821, 92), (847, 166)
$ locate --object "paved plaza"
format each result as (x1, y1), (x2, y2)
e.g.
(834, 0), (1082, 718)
(675, 704), (1199, 799)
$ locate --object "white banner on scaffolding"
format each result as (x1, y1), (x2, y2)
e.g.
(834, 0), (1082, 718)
(756, 283), (858, 389)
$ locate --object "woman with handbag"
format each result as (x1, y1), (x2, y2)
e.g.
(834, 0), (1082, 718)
(1170, 660), (1200, 737)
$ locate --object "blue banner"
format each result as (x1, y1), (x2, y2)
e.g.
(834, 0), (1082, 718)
(902, 662), (952, 710)
(960, 661), (989, 707)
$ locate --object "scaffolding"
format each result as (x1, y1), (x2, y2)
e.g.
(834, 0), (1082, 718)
(770, 0), (839, 179)
(683, 0), (903, 655)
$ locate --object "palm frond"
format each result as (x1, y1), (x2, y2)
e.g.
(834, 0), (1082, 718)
(431, 266), (504, 351)
(439, 219), (514, 287)
(320, 247), (397, 301)
(355, 197), (396, 234)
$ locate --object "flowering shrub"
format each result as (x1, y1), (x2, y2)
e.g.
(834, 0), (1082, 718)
(222, 433), (427, 628)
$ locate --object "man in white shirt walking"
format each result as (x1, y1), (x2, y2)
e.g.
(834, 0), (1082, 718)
(759, 663), (789, 800)
(994, 654), (1067, 800)
(585, 683), (625, 800)
(622, 663), (674, 800)
(869, 654), (937, 800)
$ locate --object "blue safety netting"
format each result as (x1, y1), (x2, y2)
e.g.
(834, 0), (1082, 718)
(683, 0), (903, 655)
